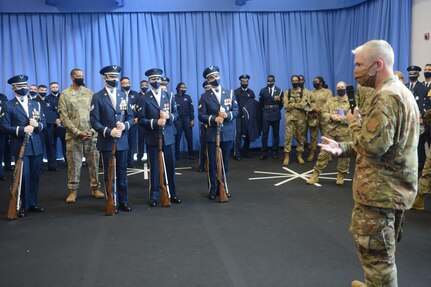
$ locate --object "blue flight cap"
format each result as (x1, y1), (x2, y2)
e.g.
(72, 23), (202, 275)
(145, 68), (163, 78)
(203, 65), (220, 78)
(7, 75), (28, 85)
(99, 65), (121, 75)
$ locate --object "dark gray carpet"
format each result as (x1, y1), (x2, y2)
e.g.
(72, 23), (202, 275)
(0, 151), (430, 287)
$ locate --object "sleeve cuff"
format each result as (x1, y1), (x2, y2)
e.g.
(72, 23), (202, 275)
(151, 119), (154, 130)
(16, 126), (20, 137)
(208, 115), (212, 126)
(125, 122), (130, 130)
(103, 127), (108, 137)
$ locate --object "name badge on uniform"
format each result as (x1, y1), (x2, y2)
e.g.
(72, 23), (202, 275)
(119, 98), (127, 111)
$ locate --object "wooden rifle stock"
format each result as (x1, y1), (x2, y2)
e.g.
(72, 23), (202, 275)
(105, 140), (117, 215)
(7, 133), (30, 220)
(158, 127), (171, 207)
(216, 124), (229, 203)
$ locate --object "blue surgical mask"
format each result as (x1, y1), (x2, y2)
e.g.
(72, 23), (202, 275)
(141, 87), (148, 93)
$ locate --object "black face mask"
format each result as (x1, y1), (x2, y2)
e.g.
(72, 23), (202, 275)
(74, 78), (85, 86)
(267, 82), (274, 88)
(122, 86), (131, 92)
(299, 82), (304, 88)
(210, 79), (220, 87)
(150, 81), (161, 89)
(241, 84), (248, 89)
(337, 89), (346, 96)
(313, 82), (321, 89)
(29, 91), (37, 96)
(141, 87), (148, 93)
(292, 83), (300, 89)
(180, 89), (187, 94)
(409, 76), (418, 82)
(106, 79), (119, 88)
(16, 88), (29, 96)
(39, 92), (47, 98)
(424, 72), (431, 79)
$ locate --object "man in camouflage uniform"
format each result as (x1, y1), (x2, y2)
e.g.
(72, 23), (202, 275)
(412, 87), (431, 210)
(58, 68), (103, 203)
(319, 40), (419, 287)
(306, 76), (333, 162)
(282, 75), (311, 166)
(306, 81), (350, 185)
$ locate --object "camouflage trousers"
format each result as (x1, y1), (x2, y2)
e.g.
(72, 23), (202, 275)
(284, 117), (306, 153)
(350, 202), (404, 287)
(307, 118), (324, 151)
(418, 147), (431, 195)
(66, 138), (100, 192)
(314, 133), (350, 173)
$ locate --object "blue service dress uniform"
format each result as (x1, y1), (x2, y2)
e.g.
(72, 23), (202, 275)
(90, 88), (134, 206)
(174, 92), (195, 159)
(198, 87), (238, 197)
(407, 81), (428, 170)
(37, 96), (57, 169)
(0, 94), (8, 179)
(198, 93), (209, 171)
(136, 90), (147, 161)
(1, 97), (46, 212)
(125, 89), (140, 166)
(49, 92), (66, 162)
(138, 89), (179, 202)
(234, 87), (256, 157)
(259, 85), (283, 157)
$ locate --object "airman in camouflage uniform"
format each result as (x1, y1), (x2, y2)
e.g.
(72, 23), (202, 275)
(282, 75), (311, 166)
(306, 76), (333, 162)
(319, 40), (419, 287)
(306, 81), (350, 185)
(58, 68), (103, 203)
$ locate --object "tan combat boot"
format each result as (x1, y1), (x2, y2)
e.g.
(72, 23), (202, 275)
(351, 280), (366, 287)
(306, 150), (315, 162)
(297, 152), (305, 165)
(336, 172), (345, 185)
(66, 190), (77, 203)
(92, 189), (105, 199)
(411, 193), (426, 211)
(306, 170), (320, 185)
(283, 153), (290, 166)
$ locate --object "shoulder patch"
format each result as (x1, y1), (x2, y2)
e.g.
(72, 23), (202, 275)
(366, 118), (380, 133)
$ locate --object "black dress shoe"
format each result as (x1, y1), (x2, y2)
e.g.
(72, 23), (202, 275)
(208, 194), (216, 200)
(197, 167), (205, 172)
(233, 155), (241, 161)
(18, 209), (27, 218)
(29, 205), (45, 212)
(0, 175), (6, 181)
(171, 196), (181, 204)
(189, 155), (196, 160)
(260, 154), (268, 160)
(227, 193), (231, 198)
(119, 203), (132, 212)
(149, 199), (158, 207)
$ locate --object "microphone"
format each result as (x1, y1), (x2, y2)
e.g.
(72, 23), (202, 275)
(346, 85), (356, 113)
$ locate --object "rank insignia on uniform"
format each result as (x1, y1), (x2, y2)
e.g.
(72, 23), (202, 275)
(90, 104), (94, 111)
(224, 98), (231, 106)
(164, 103), (170, 112)
(119, 98), (127, 111)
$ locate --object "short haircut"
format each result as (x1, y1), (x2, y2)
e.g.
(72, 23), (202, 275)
(70, 68), (83, 76)
(267, 75), (275, 81)
(49, 82), (59, 86)
(140, 80), (148, 85)
(120, 77), (130, 82)
(291, 75), (299, 81)
(38, 85), (47, 89)
(352, 40), (394, 69)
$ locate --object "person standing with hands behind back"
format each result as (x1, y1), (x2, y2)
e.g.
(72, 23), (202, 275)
(319, 40), (420, 287)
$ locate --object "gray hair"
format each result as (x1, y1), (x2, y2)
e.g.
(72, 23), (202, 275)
(352, 40), (394, 69)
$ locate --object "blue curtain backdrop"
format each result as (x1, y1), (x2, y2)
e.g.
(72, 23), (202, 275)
(0, 0), (410, 151)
